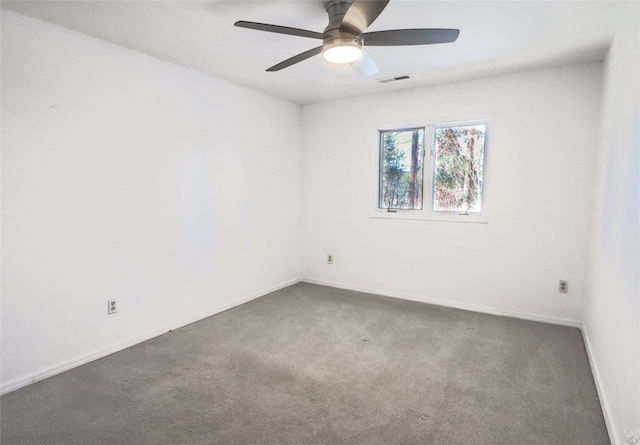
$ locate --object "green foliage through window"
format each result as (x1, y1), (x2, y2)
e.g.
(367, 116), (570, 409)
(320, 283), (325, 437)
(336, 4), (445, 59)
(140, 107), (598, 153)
(433, 124), (486, 212)
(379, 128), (424, 210)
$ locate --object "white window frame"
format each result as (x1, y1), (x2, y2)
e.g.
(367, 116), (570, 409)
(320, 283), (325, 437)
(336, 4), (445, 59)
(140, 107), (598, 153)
(377, 126), (426, 211)
(372, 113), (492, 224)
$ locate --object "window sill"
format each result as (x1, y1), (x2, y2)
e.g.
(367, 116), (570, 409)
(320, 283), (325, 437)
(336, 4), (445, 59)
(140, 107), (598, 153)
(370, 209), (489, 224)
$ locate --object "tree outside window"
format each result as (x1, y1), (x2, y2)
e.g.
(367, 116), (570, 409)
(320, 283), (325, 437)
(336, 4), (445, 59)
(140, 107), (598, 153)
(433, 123), (486, 213)
(377, 120), (487, 217)
(378, 128), (424, 210)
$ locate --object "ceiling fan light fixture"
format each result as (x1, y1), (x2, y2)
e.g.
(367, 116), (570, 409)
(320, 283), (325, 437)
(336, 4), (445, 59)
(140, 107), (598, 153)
(322, 36), (363, 64)
(323, 45), (362, 64)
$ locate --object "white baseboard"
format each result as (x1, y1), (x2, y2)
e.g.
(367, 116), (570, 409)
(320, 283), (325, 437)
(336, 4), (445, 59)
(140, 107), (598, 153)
(4, 276), (613, 443)
(582, 324), (618, 445)
(302, 277), (582, 328)
(306, 278), (615, 441)
(0, 276), (303, 396)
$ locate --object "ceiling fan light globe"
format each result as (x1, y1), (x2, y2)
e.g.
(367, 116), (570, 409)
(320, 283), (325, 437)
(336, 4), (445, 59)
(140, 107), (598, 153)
(323, 45), (362, 64)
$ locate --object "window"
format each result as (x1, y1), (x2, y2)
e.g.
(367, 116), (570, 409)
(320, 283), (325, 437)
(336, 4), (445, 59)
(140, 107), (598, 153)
(375, 119), (488, 222)
(378, 128), (425, 210)
(433, 123), (486, 213)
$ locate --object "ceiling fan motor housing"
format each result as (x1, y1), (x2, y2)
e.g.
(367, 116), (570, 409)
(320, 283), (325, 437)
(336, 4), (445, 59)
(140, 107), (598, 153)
(323, 0), (363, 54)
(323, 30), (363, 53)
(324, 0), (351, 32)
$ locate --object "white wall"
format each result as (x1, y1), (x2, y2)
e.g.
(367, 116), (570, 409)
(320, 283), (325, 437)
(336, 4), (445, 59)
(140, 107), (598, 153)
(1, 10), (301, 392)
(582, 2), (640, 444)
(301, 63), (603, 325)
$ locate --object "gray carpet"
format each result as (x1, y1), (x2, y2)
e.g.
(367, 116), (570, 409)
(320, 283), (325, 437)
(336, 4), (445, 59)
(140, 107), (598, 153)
(1, 283), (609, 445)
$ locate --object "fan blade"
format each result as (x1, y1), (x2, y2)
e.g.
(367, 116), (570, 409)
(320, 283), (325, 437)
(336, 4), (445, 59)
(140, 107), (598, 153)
(266, 46), (323, 72)
(234, 21), (324, 40)
(351, 50), (379, 77)
(339, 0), (389, 35)
(363, 29), (460, 46)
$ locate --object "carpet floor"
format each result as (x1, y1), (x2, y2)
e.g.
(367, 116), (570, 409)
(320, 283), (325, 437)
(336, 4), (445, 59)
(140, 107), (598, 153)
(0, 282), (609, 445)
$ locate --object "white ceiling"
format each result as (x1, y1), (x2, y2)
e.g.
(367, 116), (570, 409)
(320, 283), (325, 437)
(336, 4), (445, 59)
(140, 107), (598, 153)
(1, 0), (628, 105)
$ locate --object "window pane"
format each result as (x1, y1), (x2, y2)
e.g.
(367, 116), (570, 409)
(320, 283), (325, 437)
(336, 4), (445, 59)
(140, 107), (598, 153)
(379, 128), (424, 210)
(433, 123), (486, 212)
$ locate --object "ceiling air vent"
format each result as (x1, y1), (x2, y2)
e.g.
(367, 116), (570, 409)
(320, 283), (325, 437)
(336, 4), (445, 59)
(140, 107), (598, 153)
(377, 74), (413, 84)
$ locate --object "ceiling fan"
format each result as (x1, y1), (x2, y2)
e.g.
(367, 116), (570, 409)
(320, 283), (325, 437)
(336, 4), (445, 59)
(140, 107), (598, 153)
(234, 0), (459, 76)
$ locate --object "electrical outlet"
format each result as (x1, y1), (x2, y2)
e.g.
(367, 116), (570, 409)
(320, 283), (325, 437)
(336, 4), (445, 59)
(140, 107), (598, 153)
(327, 255), (333, 265)
(559, 281), (568, 293)
(107, 300), (117, 315)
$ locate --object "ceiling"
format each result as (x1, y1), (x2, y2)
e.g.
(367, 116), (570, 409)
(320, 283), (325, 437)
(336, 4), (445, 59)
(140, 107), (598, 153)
(1, 0), (629, 105)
